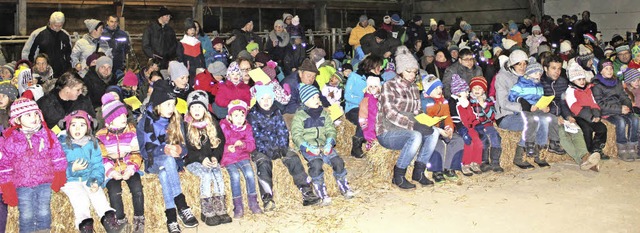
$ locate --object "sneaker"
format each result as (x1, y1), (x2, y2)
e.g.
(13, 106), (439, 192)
(548, 141), (566, 155)
(132, 216), (145, 233)
(337, 178), (355, 199)
(432, 172), (446, 183)
(178, 208), (199, 228)
(262, 194), (276, 212)
(461, 165), (474, 176)
(167, 222), (181, 233)
(479, 162), (492, 172)
(470, 162), (483, 174)
(443, 169), (458, 180)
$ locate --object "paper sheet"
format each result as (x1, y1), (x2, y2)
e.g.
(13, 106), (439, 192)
(123, 96), (142, 110)
(535, 96), (555, 109)
(327, 104), (344, 121)
(249, 68), (271, 85)
(415, 113), (447, 127)
(51, 125), (61, 135)
(176, 98), (188, 114)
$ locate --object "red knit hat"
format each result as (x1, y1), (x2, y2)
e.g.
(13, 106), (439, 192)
(122, 71), (138, 87)
(469, 76), (488, 92)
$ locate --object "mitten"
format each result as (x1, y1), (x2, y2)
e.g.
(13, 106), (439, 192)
(323, 138), (335, 154)
(283, 83), (292, 95)
(0, 182), (18, 206)
(300, 142), (320, 156)
(51, 170), (67, 192)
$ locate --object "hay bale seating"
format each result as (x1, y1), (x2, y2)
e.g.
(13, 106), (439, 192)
(5, 117), (619, 232)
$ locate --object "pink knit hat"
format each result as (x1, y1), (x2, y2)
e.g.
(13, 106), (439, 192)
(101, 93), (127, 126)
(227, 99), (248, 116)
(9, 98), (43, 126)
(64, 110), (93, 131)
(122, 71), (138, 87)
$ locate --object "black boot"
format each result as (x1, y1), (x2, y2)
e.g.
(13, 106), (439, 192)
(299, 184), (322, 206)
(548, 140), (566, 155)
(525, 142), (537, 157)
(391, 166), (416, 189)
(432, 172), (446, 183)
(411, 162), (434, 187)
(593, 146), (610, 160)
(79, 218), (94, 233)
(350, 136), (365, 158)
(534, 156), (550, 167)
(101, 210), (126, 233)
(490, 147), (504, 172)
(514, 146), (534, 169)
(165, 208), (180, 233)
(480, 148), (492, 172)
(262, 193), (275, 211)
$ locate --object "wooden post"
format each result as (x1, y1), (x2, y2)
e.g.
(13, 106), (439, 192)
(195, 0), (203, 25)
(401, 0), (413, 20)
(314, 1), (328, 31)
(18, 0), (27, 36)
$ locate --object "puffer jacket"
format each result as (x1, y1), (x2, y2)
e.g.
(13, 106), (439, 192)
(142, 21), (177, 69)
(359, 33), (392, 58)
(247, 105), (289, 159)
(509, 76), (543, 105)
(0, 127), (66, 188)
(37, 91), (96, 129)
(59, 135), (105, 187)
(71, 33), (112, 70)
(565, 82), (601, 121)
(359, 93), (379, 142)
(344, 71), (367, 112)
(422, 96), (455, 130)
(282, 43), (308, 76)
(96, 124), (143, 180)
(214, 81), (251, 108)
(592, 74), (632, 117)
(21, 26), (72, 78)
(219, 119), (255, 167)
(102, 26), (130, 72)
(541, 74), (571, 118)
(442, 62), (483, 99)
(348, 23), (376, 48)
(291, 106), (336, 151)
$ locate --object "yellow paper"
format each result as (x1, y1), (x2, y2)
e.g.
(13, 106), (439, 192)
(176, 98), (188, 114)
(249, 68), (271, 85)
(51, 125), (61, 135)
(415, 113), (447, 126)
(327, 104), (344, 121)
(535, 96), (555, 109)
(250, 98), (256, 108)
(123, 96), (142, 110)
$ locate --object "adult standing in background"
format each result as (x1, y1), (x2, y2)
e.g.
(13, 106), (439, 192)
(102, 15), (131, 75)
(573, 11), (598, 47)
(71, 19), (112, 77)
(22, 11), (72, 78)
(142, 7), (177, 70)
(349, 15), (376, 51)
(228, 19), (262, 60)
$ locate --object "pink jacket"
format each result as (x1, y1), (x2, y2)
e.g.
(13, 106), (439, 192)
(0, 127), (66, 188)
(358, 93), (379, 142)
(214, 81), (251, 108)
(219, 119), (256, 167)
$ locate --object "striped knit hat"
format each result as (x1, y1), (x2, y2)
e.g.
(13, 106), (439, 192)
(469, 76), (488, 92)
(450, 74), (469, 95)
(299, 84), (319, 105)
(9, 97), (42, 126)
(101, 93), (127, 126)
(623, 68), (640, 85)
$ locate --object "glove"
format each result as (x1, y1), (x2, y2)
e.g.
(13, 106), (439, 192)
(273, 148), (286, 160)
(300, 142), (320, 156)
(413, 122), (434, 136)
(0, 182), (18, 206)
(282, 83), (292, 95)
(323, 138), (334, 154)
(51, 170), (67, 192)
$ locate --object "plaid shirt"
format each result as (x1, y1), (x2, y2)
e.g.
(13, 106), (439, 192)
(376, 76), (421, 134)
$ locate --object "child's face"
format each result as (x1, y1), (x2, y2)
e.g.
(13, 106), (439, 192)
(0, 94), (9, 109)
(69, 118), (88, 140)
(159, 99), (176, 118)
(186, 28), (196, 37)
(304, 94), (321, 109)
(18, 111), (41, 130)
(228, 72), (241, 84)
(0, 69), (11, 80)
(329, 76), (340, 86)
(250, 49), (259, 57)
(572, 78), (586, 88)
(173, 75), (189, 89)
(108, 114), (127, 130)
(342, 69), (352, 78)
(471, 86), (485, 98)
(258, 95), (274, 111)
(367, 85), (380, 95)
(630, 79), (640, 89)
(230, 110), (246, 126)
(429, 86), (443, 98)
(450, 50), (459, 59)
(189, 104), (206, 121)
(601, 66), (614, 78)
(125, 85), (138, 92)
(510, 28), (518, 34)
(528, 72), (542, 83)
(214, 43), (223, 52)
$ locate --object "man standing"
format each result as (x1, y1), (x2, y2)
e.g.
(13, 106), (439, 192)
(227, 19), (261, 60)
(574, 11), (598, 47)
(142, 7), (177, 70)
(21, 11), (72, 78)
(102, 15), (131, 75)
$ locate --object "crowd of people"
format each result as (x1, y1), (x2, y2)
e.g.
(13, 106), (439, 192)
(0, 5), (640, 233)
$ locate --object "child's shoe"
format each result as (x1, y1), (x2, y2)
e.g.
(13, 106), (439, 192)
(248, 194), (264, 214)
(443, 169), (458, 180)
(101, 210), (127, 233)
(461, 165), (474, 176)
(432, 172), (446, 183)
(167, 222), (181, 233)
(548, 140), (566, 155)
(212, 195), (232, 224)
(232, 197), (244, 218)
(79, 218), (94, 233)
(201, 197), (220, 226)
(165, 208), (180, 233)
(299, 184), (322, 206)
(178, 208), (199, 228)
(262, 193), (276, 211)
(313, 183), (332, 206)
(470, 162), (483, 174)
(132, 216), (145, 233)
(336, 177), (355, 199)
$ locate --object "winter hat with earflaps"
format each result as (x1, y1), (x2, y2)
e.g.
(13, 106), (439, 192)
(63, 110), (95, 132)
(422, 74), (442, 96)
(101, 93), (127, 126)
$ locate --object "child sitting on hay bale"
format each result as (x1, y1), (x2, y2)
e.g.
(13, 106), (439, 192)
(247, 85), (322, 210)
(623, 67), (640, 114)
(60, 110), (127, 232)
(292, 84), (355, 205)
(183, 90), (232, 226)
(219, 99), (263, 217)
(467, 77), (503, 172)
(0, 98), (67, 233)
(137, 80), (199, 233)
(358, 76), (382, 151)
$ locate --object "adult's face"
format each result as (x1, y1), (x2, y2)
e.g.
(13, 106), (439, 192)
(582, 11), (590, 21)
(34, 57), (48, 73)
(438, 25), (445, 31)
(361, 21), (369, 28)
(299, 71), (316, 85)
(544, 62), (562, 80)
(50, 22), (63, 32)
(239, 60), (252, 83)
(60, 83), (84, 101)
(513, 61), (527, 76)
(401, 69), (418, 83)
(159, 15), (171, 25)
(244, 21), (254, 32)
(275, 24), (284, 33)
(435, 51), (447, 62)
(107, 16), (118, 30)
(98, 64), (112, 78)
(618, 50), (631, 63)
(460, 55), (475, 69)
(91, 25), (103, 39)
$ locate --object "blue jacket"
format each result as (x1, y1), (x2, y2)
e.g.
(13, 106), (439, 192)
(247, 105), (289, 159)
(509, 76), (543, 105)
(136, 105), (186, 173)
(198, 35), (215, 67)
(211, 48), (229, 66)
(59, 135), (105, 187)
(345, 72), (367, 112)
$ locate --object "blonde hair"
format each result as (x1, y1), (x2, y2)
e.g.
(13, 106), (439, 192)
(49, 11), (65, 24)
(187, 111), (221, 149)
(154, 105), (185, 145)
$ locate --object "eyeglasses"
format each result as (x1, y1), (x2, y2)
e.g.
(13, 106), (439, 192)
(241, 68), (251, 72)
(461, 58), (475, 62)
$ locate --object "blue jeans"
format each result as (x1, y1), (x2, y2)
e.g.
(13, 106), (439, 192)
(226, 160), (257, 198)
(150, 154), (183, 209)
(377, 128), (439, 169)
(300, 149), (348, 185)
(186, 162), (226, 198)
(17, 183), (52, 233)
(606, 114), (640, 143)
(500, 112), (559, 146)
(498, 113), (524, 131)
(475, 125), (502, 149)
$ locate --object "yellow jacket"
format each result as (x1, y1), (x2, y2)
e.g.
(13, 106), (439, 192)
(349, 24), (375, 48)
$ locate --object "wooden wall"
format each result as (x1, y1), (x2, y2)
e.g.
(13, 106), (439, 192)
(414, 0), (531, 32)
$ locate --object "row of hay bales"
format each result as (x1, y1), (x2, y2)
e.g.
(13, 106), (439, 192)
(5, 117), (618, 232)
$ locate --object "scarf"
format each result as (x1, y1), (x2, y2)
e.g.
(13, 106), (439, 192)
(596, 74), (617, 87)
(305, 106), (323, 119)
(71, 135), (91, 147)
(435, 60), (451, 69)
(184, 114), (209, 129)
(435, 29), (448, 40)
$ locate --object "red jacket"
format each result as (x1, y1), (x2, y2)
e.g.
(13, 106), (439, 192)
(214, 81), (251, 108)
(565, 83), (601, 120)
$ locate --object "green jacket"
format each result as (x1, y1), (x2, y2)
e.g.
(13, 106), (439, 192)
(291, 107), (336, 150)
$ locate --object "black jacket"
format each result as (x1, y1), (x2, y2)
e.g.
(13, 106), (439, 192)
(282, 43), (308, 77)
(541, 74), (572, 118)
(142, 21), (177, 69)
(24, 26), (72, 78)
(184, 120), (225, 166)
(84, 67), (117, 109)
(228, 29), (261, 59)
(37, 91), (96, 129)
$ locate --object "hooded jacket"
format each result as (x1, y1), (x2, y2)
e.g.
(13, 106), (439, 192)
(219, 119), (255, 167)
(565, 82), (601, 121)
(59, 135), (105, 186)
(21, 26), (72, 78)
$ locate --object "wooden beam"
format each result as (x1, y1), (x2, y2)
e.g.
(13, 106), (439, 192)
(26, 0), (196, 7)
(18, 0), (27, 36)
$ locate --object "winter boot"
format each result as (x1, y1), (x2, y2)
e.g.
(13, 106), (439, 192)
(548, 140), (566, 155)
(165, 208), (180, 233)
(461, 165), (474, 176)
(201, 197), (220, 226)
(490, 147), (504, 172)
(432, 172), (446, 183)
(618, 143), (635, 162)
(132, 216), (145, 233)
(411, 162), (434, 187)
(261, 193), (275, 212)
(580, 152), (601, 171)
(212, 195), (232, 224)
(232, 196), (244, 218)
(350, 136), (365, 158)
(514, 146), (534, 169)
(78, 218), (94, 233)
(525, 142), (537, 157)
(443, 169), (458, 180)
(313, 183), (332, 206)
(299, 184), (322, 206)
(336, 177), (355, 198)
(101, 210), (126, 233)
(248, 194), (264, 214)
(480, 148), (492, 172)
(392, 166), (416, 189)
(533, 155), (550, 167)
(628, 142), (638, 160)
(593, 143), (609, 160)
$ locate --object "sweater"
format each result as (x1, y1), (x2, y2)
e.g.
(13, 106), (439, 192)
(494, 68), (523, 119)
(358, 93), (379, 142)
(96, 124), (143, 179)
(565, 82), (601, 121)
(247, 105), (289, 159)
(219, 119), (255, 167)
(59, 135), (105, 186)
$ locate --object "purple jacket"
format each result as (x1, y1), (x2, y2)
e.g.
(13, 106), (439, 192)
(219, 119), (255, 167)
(0, 127), (66, 188)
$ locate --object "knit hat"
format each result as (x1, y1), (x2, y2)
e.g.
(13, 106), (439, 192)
(187, 90), (209, 109)
(0, 83), (18, 102)
(461, 23), (472, 31)
(237, 50), (253, 61)
(583, 33), (596, 44)
(616, 45), (630, 54)
(86, 53), (101, 67)
(359, 15), (368, 23)
(509, 22), (518, 31)
(246, 42), (259, 52)
(105, 85), (123, 101)
(0, 63), (14, 76)
(395, 46), (419, 74)
(254, 84), (275, 103)
(122, 71), (138, 87)
(298, 58), (319, 74)
(168, 61), (189, 81)
(283, 13), (293, 21)
(366, 76), (381, 88)
(632, 45), (640, 59)
(309, 48), (327, 63)
(299, 84), (319, 105)
(374, 29), (388, 40)
(212, 37), (224, 46)
(101, 93), (127, 126)
(469, 76), (488, 92)
(509, 49), (528, 66)
(149, 80), (175, 109)
(413, 15), (422, 22)
(84, 19), (102, 32)
(567, 62), (587, 81)
(538, 44), (551, 54)
(599, 61), (613, 74)
(493, 46), (503, 56)
(604, 44), (614, 56)
(158, 6), (172, 18)
(624, 68), (640, 85)
(10, 97), (42, 126)
(292, 16), (300, 26)
(422, 75), (443, 96)
(502, 38), (517, 50)
(450, 74), (469, 95)
(64, 110), (93, 131)
(96, 56), (112, 68)
(448, 44), (459, 52)
(226, 61), (241, 77)
(423, 46), (435, 57)
(208, 61), (227, 76)
(560, 40), (572, 53)
(391, 14), (404, 25)
(383, 15), (391, 24)
(184, 18), (196, 30)
(438, 20), (445, 27)
(262, 66), (276, 80)
(525, 58), (544, 77)
(532, 25), (541, 32)
(227, 99), (248, 116)
(254, 52), (271, 65)
(273, 20), (285, 28)
(577, 44), (595, 62)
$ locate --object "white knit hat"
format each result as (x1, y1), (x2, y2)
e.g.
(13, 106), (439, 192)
(509, 50), (528, 66)
(394, 46), (419, 74)
(560, 40), (572, 53)
(502, 38), (517, 50)
(567, 62), (586, 81)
